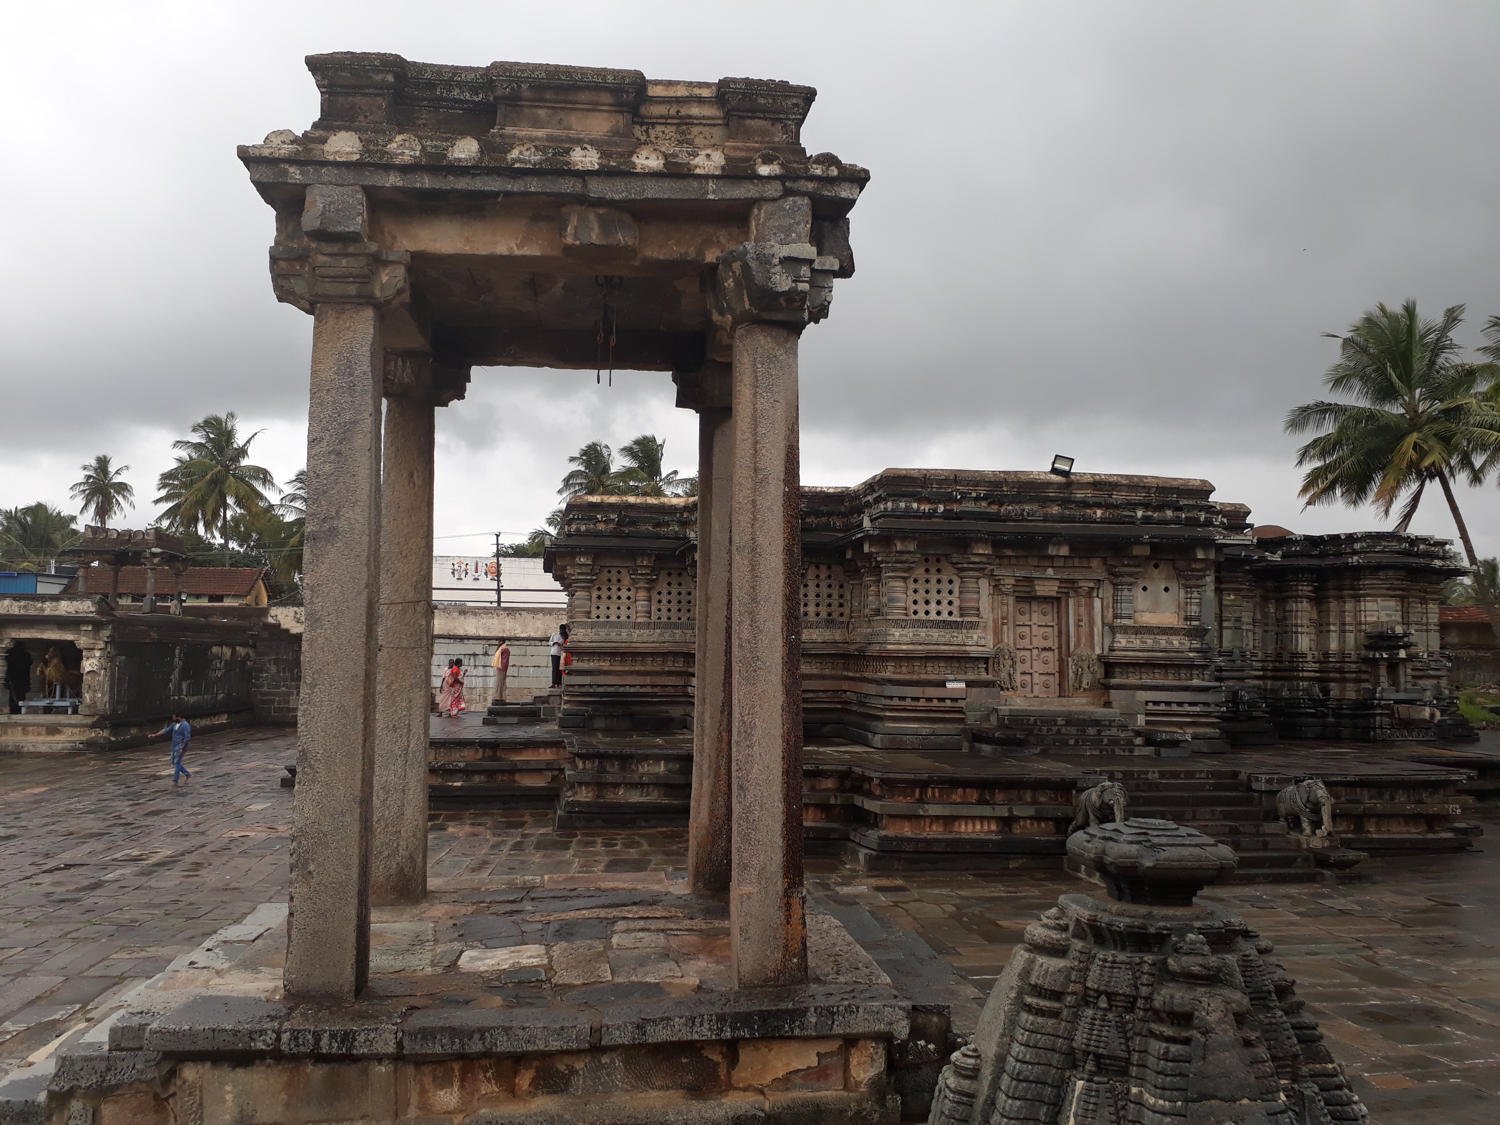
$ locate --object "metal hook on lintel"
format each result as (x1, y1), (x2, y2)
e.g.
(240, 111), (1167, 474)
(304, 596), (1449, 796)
(594, 275), (624, 387)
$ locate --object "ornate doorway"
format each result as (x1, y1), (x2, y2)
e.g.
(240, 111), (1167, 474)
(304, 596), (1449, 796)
(1015, 597), (1062, 697)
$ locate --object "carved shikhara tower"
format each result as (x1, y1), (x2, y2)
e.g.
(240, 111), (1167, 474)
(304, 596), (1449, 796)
(241, 54), (865, 998)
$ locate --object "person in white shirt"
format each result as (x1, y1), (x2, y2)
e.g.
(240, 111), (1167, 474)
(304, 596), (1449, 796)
(548, 625), (565, 687)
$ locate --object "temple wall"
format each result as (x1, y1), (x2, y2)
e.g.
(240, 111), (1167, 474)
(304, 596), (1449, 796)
(0, 598), (303, 750)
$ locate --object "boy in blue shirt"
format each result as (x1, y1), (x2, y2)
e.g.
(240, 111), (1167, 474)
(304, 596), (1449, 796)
(158, 712), (192, 785)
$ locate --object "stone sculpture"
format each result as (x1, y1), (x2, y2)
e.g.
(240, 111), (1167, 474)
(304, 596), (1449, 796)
(1067, 780), (1127, 834)
(1277, 777), (1335, 838)
(927, 817), (1368, 1123)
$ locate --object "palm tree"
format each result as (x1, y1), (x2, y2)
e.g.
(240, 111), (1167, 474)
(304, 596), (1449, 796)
(0, 503), (80, 572)
(272, 468), (307, 579)
(615, 434), (684, 496)
(558, 441), (622, 499)
(518, 508), (565, 557)
(275, 469), (307, 521)
(1445, 557), (1500, 606)
(1285, 299), (1500, 642)
(69, 454), (135, 529)
(154, 412), (277, 549)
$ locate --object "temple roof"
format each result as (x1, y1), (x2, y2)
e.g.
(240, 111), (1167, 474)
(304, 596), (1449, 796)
(64, 567), (267, 598)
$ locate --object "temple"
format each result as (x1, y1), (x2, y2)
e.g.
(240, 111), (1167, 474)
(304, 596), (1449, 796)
(546, 469), (1465, 747)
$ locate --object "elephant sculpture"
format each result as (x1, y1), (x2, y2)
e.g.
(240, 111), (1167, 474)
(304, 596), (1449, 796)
(1069, 780), (1128, 834)
(1276, 777), (1334, 838)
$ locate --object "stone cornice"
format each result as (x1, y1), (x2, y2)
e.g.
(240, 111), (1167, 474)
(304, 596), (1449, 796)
(241, 54), (867, 204)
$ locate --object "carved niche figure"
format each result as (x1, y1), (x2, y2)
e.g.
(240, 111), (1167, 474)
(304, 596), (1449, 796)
(991, 644), (1018, 692)
(1276, 777), (1334, 838)
(1068, 650), (1103, 692)
(1068, 780), (1127, 834)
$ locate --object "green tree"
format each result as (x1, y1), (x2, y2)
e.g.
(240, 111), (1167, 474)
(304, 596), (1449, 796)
(1285, 299), (1500, 641)
(615, 434), (684, 497)
(155, 412), (277, 549)
(0, 503), (80, 572)
(558, 441), (622, 499)
(69, 454), (135, 529)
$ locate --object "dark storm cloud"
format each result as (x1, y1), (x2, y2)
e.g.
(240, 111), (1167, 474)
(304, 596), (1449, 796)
(5, 1), (1500, 553)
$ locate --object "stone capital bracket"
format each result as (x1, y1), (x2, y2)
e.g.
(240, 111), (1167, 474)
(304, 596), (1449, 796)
(672, 364), (733, 413)
(270, 185), (410, 312)
(271, 242), (409, 312)
(711, 241), (841, 331)
(382, 352), (432, 399)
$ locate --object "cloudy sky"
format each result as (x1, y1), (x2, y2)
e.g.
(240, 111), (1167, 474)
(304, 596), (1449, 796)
(6, 1), (1500, 562)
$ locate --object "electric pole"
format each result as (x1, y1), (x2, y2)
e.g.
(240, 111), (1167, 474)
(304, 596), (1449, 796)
(493, 531), (503, 607)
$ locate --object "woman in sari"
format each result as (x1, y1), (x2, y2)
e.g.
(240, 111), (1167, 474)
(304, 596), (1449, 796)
(437, 657), (467, 717)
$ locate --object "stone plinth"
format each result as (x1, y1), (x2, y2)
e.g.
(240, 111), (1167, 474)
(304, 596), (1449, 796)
(926, 817), (1367, 1123)
(14, 879), (920, 1123)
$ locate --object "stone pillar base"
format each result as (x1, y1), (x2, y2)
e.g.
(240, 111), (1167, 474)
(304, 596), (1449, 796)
(10, 890), (927, 1125)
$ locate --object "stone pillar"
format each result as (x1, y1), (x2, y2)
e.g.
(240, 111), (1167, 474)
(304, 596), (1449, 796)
(711, 194), (843, 989)
(274, 184), (409, 1001)
(688, 363), (734, 894)
(371, 353), (436, 907)
(286, 300), (383, 999)
(727, 320), (805, 988)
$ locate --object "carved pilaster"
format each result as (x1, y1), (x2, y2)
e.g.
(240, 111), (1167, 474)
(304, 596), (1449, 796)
(880, 555), (919, 619)
(954, 560), (990, 620)
(631, 562), (656, 622)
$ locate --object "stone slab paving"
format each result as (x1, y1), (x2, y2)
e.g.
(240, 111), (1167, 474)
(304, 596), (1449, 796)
(2, 727), (1499, 1120)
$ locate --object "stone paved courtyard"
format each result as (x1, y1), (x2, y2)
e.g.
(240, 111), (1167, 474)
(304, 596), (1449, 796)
(2, 727), (1498, 1121)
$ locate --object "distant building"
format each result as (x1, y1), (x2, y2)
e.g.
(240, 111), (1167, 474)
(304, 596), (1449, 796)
(0, 572), (72, 596)
(430, 554), (565, 608)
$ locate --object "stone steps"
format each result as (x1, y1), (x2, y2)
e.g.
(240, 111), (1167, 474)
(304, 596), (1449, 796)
(427, 739), (568, 804)
(970, 707), (1148, 756)
(554, 743), (694, 828)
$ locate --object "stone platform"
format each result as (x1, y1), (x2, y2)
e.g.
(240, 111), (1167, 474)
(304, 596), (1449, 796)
(422, 714), (1488, 879)
(2, 876), (936, 1123)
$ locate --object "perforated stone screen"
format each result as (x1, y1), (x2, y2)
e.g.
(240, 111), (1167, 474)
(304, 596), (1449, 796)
(802, 563), (849, 620)
(652, 568), (693, 622)
(591, 567), (634, 621)
(909, 557), (958, 618)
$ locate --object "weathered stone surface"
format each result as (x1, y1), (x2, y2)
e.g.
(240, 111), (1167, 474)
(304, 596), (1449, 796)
(550, 941), (610, 986)
(48, 1042), (164, 1090)
(456, 945), (548, 973)
(399, 1007), (591, 1057)
(142, 995), (284, 1055)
